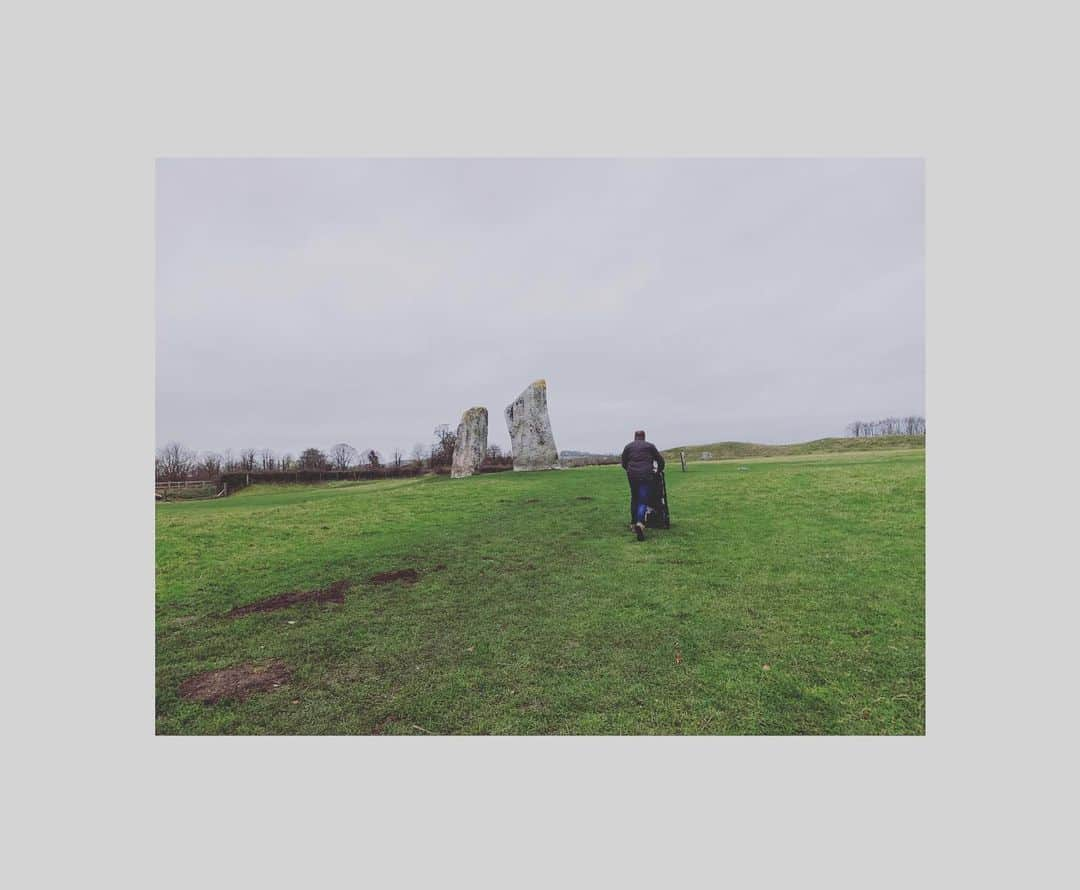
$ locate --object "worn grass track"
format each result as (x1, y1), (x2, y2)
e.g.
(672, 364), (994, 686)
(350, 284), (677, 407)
(156, 450), (924, 734)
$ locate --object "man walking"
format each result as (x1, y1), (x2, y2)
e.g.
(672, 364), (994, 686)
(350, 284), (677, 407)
(621, 430), (665, 541)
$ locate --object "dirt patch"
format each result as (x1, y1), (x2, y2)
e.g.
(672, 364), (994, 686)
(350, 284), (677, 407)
(168, 615), (199, 626)
(434, 563), (447, 571)
(524, 498), (541, 504)
(575, 496), (593, 501)
(369, 568), (420, 585)
(227, 580), (350, 617)
(849, 628), (874, 639)
(179, 660), (292, 704)
(371, 714), (399, 735)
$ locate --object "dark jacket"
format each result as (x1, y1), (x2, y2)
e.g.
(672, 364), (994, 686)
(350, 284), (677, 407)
(621, 440), (665, 480)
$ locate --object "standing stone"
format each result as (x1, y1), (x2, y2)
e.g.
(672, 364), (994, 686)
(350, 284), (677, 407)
(451, 407), (488, 479)
(504, 379), (560, 471)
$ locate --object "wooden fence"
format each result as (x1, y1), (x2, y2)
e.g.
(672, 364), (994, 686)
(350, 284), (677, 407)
(155, 480), (225, 501)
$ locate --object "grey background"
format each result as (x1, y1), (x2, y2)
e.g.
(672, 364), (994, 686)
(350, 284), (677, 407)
(156, 158), (923, 457)
(16, 2), (1070, 883)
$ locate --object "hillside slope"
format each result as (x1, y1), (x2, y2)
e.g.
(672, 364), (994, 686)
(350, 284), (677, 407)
(663, 434), (924, 461)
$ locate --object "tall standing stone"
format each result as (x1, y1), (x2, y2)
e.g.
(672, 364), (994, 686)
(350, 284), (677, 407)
(504, 379), (560, 471)
(451, 407), (488, 479)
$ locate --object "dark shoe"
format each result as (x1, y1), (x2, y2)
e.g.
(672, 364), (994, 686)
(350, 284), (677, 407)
(634, 522), (645, 541)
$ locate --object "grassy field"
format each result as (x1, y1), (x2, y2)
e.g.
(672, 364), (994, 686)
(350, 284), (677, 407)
(156, 450), (924, 735)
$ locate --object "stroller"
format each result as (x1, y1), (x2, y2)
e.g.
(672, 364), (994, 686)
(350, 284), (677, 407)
(645, 469), (671, 529)
(629, 470), (671, 530)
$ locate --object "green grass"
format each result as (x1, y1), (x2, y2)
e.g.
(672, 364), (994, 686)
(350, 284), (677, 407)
(664, 434), (925, 461)
(156, 450), (924, 735)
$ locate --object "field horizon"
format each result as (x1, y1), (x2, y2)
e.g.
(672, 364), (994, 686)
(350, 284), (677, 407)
(661, 433), (925, 462)
(556, 433), (924, 463)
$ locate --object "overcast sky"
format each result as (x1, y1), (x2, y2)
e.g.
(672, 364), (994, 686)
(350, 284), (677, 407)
(156, 158), (923, 458)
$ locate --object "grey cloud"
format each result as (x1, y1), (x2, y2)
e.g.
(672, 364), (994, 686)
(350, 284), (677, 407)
(157, 158), (923, 457)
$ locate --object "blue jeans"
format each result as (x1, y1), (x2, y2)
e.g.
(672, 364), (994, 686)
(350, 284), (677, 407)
(629, 476), (653, 524)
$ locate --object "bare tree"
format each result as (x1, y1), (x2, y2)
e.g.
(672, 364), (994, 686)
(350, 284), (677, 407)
(903, 415), (926, 436)
(299, 447), (329, 470)
(846, 416), (924, 437)
(280, 453), (295, 471)
(411, 442), (428, 467)
(431, 424), (457, 467)
(366, 449), (382, 469)
(486, 444), (503, 461)
(199, 451), (223, 479)
(329, 443), (357, 470)
(390, 447), (404, 469)
(259, 448), (276, 471)
(239, 448), (257, 471)
(157, 442), (196, 482)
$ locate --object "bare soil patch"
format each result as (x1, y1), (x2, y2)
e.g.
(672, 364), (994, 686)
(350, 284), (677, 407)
(169, 615), (199, 626)
(371, 715), (399, 735)
(524, 498), (541, 504)
(179, 660), (292, 704)
(369, 568), (420, 585)
(227, 580), (350, 617)
(575, 496), (593, 501)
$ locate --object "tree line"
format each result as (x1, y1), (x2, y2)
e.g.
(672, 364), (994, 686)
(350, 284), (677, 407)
(846, 416), (926, 437)
(155, 425), (512, 482)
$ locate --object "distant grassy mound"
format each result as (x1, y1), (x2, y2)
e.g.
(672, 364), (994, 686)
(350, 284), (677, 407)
(663, 434), (924, 462)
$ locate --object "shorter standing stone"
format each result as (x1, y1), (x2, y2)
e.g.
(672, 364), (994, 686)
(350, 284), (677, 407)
(451, 407), (488, 478)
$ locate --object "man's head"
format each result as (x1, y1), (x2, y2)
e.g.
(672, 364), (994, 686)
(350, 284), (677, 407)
(634, 430), (646, 441)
